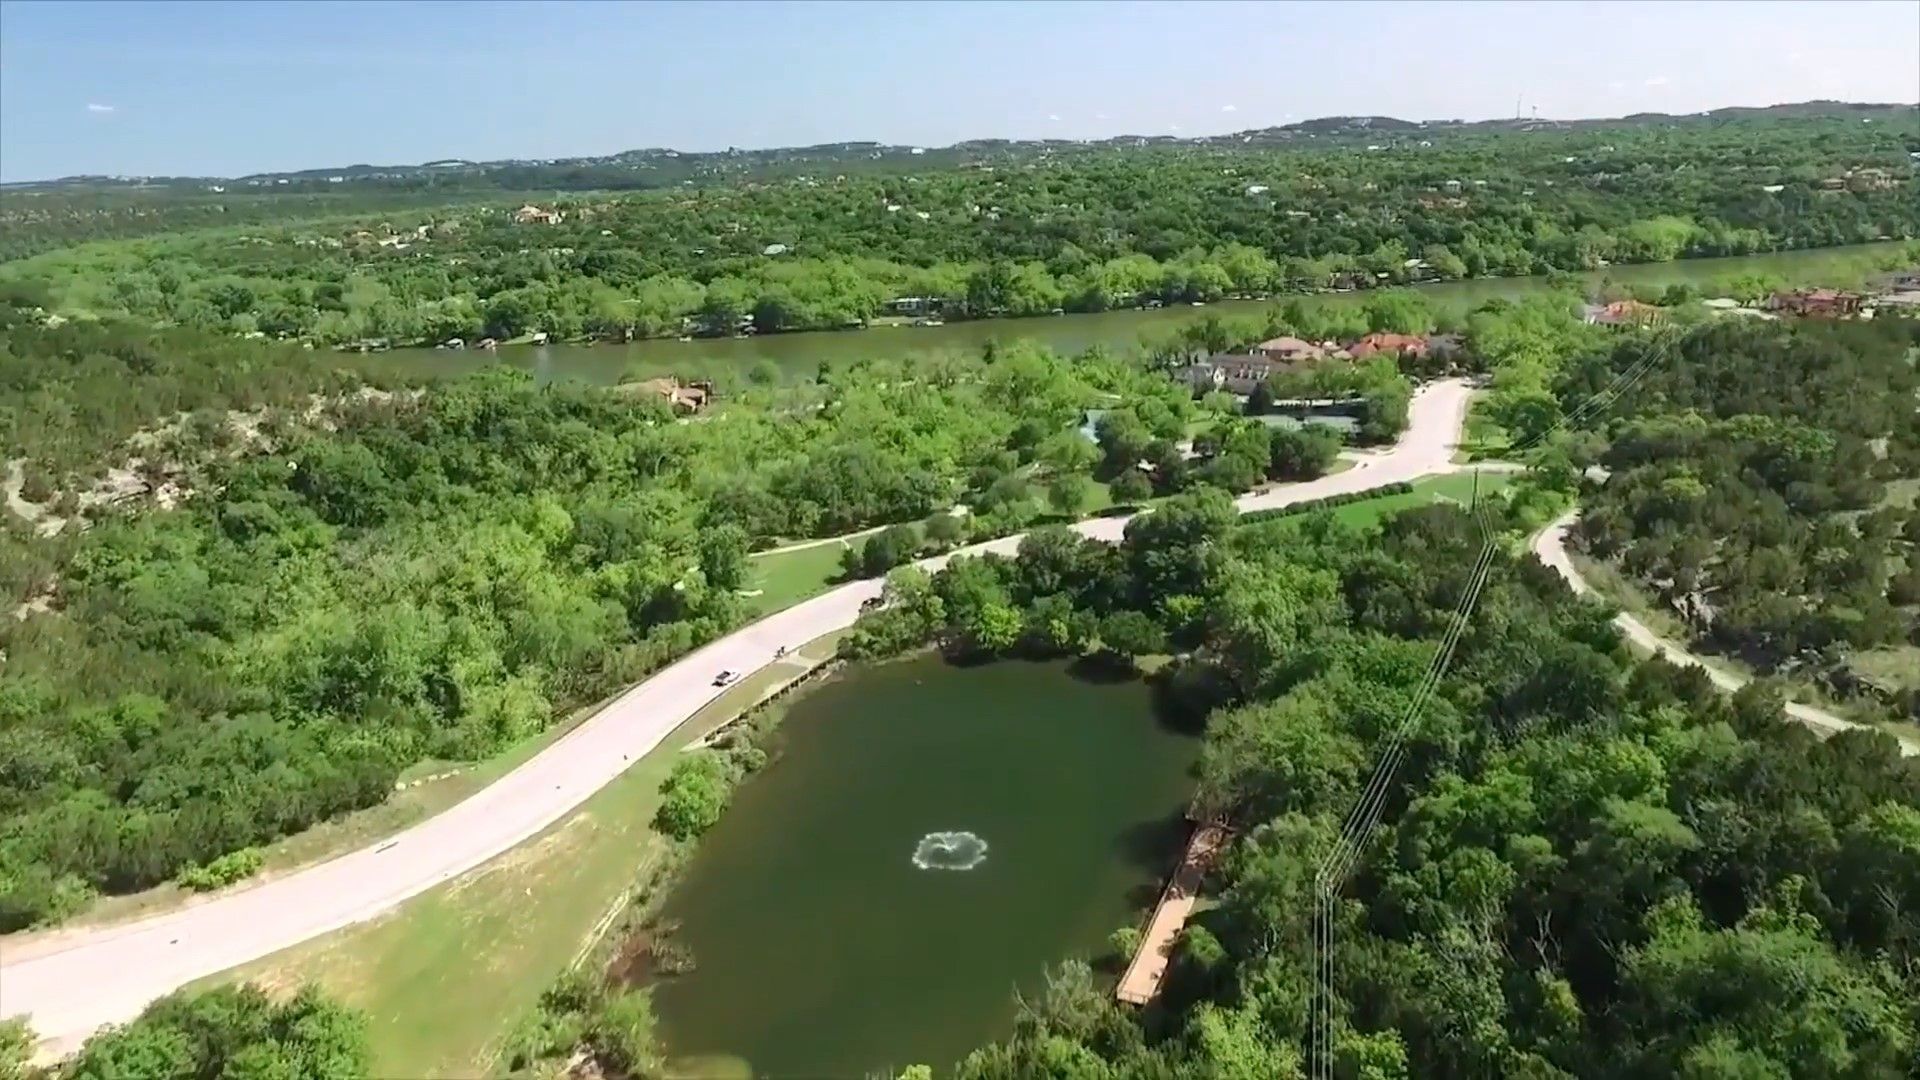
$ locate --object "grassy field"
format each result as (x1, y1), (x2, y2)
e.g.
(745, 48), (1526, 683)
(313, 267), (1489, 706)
(199, 632), (848, 1078)
(744, 480), (1144, 615)
(1455, 398), (1513, 463)
(1878, 477), (1920, 511)
(1262, 471), (1514, 532)
(745, 540), (853, 615)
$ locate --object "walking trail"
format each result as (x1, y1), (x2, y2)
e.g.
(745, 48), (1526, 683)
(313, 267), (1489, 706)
(1533, 510), (1918, 758)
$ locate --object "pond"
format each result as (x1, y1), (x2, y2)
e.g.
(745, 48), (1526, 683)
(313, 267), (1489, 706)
(646, 653), (1200, 1077)
(362, 242), (1909, 387)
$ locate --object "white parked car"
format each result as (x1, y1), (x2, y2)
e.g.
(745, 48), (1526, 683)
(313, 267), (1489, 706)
(712, 670), (741, 687)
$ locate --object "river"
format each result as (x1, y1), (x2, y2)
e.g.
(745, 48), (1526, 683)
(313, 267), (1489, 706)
(361, 243), (1909, 387)
(646, 654), (1199, 1077)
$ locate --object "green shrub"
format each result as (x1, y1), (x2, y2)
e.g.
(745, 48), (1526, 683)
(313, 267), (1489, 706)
(654, 752), (732, 841)
(588, 987), (659, 1076)
(174, 847), (264, 892)
(1237, 482), (1413, 524)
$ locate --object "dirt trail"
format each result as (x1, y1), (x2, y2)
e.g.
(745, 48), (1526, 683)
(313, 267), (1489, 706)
(1533, 510), (1917, 757)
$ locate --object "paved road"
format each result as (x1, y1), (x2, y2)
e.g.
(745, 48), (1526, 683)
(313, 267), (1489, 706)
(1533, 510), (1918, 758)
(1, 379), (1476, 1052)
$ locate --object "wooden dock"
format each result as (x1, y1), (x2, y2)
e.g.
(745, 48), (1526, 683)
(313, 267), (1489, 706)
(1115, 823), (1228, 1006)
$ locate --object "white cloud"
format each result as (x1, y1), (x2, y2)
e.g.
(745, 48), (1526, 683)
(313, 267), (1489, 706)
(85, 103), (116, 114)
(1094, 112), (1111, 121)
(1168, 123), (1182, 132)
(1047, 113), (1061, 122)
(1221, 104), (1237, 113)
(1607, 80), (1627, 92)
(1644, 75), (1669, 87)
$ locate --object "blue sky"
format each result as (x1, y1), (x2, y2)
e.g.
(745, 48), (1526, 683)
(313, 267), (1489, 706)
(2, 0), (1916, 182)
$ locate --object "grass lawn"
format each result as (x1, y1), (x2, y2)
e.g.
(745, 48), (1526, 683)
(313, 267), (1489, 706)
(1455, 398), (1512, 463)
(1877, 477), (1920, 510)
(1851, 643), (1920, 690)
(197, 631), (847, 1078)
(745, 541), (853, 615)
(1270, 471), (1513, 531)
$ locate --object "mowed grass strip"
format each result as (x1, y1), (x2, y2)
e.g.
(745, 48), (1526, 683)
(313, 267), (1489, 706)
(745, 540), (853, 615)
(200, 632), (847, 1078)
(1262, 471), (1514, 532)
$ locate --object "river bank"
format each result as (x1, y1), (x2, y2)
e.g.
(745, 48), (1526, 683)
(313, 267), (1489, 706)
(357, 242), (1915, 386)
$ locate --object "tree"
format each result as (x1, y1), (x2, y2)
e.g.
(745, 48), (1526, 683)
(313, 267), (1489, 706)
(1617, 892), (1914, 1076)
(1267, 426), (1341, 480)
(1108, 468), (1153, 506)
(0, 1020), (32, 1080)
(63, 985), (371, 1080)
(924, 511), (967, 550)
(1362, 289), (1434, 335)
(1023, 593), (1094, 656)
(698, 523), (750, 591)
(1096, 411), (1154, 479)
(1098, 610), (1166, 669)
(1202, 450), (1265, 494)
(655, 753), (731, 840)
(965, 601), (1024, 655)
(588, 987), (659, 1076)
(860, 524), (922, 578)
(1047, 473), (1096, 518)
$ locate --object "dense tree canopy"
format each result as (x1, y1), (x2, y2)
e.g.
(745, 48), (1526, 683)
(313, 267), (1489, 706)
(843, 483), (1920, 1079)
(7, 115), (1914, 344)
(48, 984), (371, 1080)
(0, 316), (1215, 929)
(1562, 318), (1920, 715)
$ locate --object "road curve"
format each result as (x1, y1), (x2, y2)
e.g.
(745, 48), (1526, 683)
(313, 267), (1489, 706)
(2, 379), (1477, 1050)
(1533, 510), (1918, 758)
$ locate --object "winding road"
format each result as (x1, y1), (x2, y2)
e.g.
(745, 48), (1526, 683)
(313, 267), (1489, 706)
(0, 378), (1477, 1052)
(11, 378), (1913, 1052)
(1533, 510), (1919, 758)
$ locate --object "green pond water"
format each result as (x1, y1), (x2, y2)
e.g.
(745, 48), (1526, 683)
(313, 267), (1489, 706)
(647, 654), (1200, 1078)
(362, 242), (1908, 387)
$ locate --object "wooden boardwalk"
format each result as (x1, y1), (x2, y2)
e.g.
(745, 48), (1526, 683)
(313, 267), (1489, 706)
(1115, 824), (1228, 1006)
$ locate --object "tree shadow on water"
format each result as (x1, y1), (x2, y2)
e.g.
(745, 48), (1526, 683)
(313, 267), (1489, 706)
(1064, 653), (1141, 686)
(1147, 667), (1223, 737)
(1112, 810), (1189, 879)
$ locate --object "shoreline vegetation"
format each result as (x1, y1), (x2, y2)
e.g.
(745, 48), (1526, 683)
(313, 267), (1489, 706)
(15, 238), (1919, 358)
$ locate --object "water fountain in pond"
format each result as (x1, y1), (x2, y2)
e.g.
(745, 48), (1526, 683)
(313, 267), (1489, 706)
(912, 831), (988, 871)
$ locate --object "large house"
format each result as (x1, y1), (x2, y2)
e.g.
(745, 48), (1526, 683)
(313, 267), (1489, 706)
(1252, 336), (1328, 363)
(1582, 300), (1663, 328)
(1347, 332), (1429, 359)
(1768, 288), (1864, 318)
(1180, 355), (1301, 396)
(885, 296), (946, 317)
(616, 377), (713, 413)
(512, 204), (564, 226)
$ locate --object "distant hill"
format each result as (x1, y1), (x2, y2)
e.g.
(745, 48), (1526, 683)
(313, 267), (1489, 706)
(5, 99), (1914, 197)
